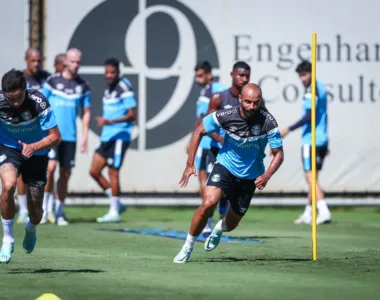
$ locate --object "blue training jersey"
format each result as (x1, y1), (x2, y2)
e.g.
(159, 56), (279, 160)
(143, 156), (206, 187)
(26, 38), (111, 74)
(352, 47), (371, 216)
(301, 81), (328, 146)
(203, 107), (283, 179)
(196, 81), (228, 150)
(101, 77), (137, 142)
(41, 73), (91, 142)
(0, 90), (57, 155)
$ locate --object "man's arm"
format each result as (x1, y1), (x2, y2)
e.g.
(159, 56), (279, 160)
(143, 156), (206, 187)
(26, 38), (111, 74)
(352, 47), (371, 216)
(186, 123), (208, 167)
(104, 108), (136, 124)
(30, 126), (61, 151)
(82, 107), (91, 141)
(206, 93), (221, 115)
(288, 109), (311, 131)
(264, 146), (284, 179)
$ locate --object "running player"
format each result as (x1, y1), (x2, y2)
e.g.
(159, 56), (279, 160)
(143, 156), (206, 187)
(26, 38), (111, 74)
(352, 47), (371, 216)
(89, 58), (136, 223)
(40, 53), (68, 225)
(41, 48), (91, 226)
(0, 69), (61, 264)
(204, 61), (251, 218)
(191, 61), (227, 235)
(16, 48), (51, 224)
(174, 83), (284, 263)
(280, 61), (331, 225)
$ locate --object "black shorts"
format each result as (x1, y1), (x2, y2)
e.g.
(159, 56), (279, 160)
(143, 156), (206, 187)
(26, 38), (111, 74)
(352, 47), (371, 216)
(206, 147), (219, 175)
(0, 145), (48, 187)
(206, 163), (256, 216)
(302, 145), (329, 172)
(95, 140), (130, 169)
(48, 141), (76, 169)
(195, 148), (208, 171)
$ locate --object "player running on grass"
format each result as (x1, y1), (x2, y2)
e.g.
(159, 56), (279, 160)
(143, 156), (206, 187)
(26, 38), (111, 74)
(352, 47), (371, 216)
(173, 83), (284, 263)
(0, 69), (61, 264)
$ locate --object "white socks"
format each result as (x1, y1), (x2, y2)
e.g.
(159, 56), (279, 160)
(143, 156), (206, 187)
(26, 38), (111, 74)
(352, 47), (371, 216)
(304, 204), (312, 216)
(2, 218), (14, 243)
(109, 196), (120, 215)
(47, 193), (55, 215)
(104, 188), (112, 198)
(18, 195), (28, 214)
(184, 234), (197, 249)
(317, 199), (330, 214)
(55, 199), (65, 218)
(214, 219), (229, 234)
(25, 219), (37, 232)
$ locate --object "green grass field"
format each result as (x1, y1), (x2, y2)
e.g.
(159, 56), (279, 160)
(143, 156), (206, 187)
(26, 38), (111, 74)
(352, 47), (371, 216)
(0, 206), (379, 300)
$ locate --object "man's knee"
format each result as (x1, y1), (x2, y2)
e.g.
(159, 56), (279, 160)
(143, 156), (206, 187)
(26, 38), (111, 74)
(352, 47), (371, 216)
(89, 167), (99, 179)
(59, 168), (71, 181)
(2, 180), (17, 197)
(47, 161), (57, 175)
(108, 168), (119, 180)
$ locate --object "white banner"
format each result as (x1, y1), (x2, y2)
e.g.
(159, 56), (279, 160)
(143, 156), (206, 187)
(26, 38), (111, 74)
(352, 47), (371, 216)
(44, 0), (380, 193)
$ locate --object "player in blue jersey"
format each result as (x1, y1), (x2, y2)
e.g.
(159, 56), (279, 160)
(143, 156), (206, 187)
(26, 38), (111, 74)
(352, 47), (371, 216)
(40, 53), (67, 225)
(174, 83), (284, 263)
(280, 61), (331, 225)
(16, 48), (51, 224)
(41, 48), (91, 226)
(0, 69), (61, 264)
(190, 61), (228, 236)
(89, 58), (136, 223)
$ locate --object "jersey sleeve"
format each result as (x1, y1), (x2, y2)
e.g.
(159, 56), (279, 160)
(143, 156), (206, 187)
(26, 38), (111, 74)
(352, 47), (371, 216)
(303, 86), (319, 109)
(263, 113), (282, 149)
(196, 97), (209, 118)
(81, 83), (91, 108)
(122, 90), (137, 110)
(40, 77), (53, 99)
(202, 112), (222, 134)
(32, 92), (57, 131)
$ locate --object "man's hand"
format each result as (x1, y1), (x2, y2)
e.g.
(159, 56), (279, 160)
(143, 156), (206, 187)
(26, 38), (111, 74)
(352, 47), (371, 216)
(179, 165), (197, 188)
(254, 174), (270, 190)
(18, 141), (36, 158)
(280, 128), (290, 138)
(80, 137), (88, 154)
(96, 116), (108, 127)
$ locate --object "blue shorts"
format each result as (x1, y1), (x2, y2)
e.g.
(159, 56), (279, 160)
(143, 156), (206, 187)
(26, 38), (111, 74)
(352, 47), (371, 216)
(302, 144), (328, 172)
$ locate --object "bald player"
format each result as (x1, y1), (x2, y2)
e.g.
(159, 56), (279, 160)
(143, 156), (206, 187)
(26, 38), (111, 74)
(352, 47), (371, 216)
(41, 48), (91, 226)
(174, 83), (284, 263)
(16, 48), (51, 224)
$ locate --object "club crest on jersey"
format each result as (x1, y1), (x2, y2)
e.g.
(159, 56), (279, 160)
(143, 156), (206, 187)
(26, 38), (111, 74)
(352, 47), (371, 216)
(251, 124), (261, 136)
(0, 94), (5, 101)
(75, 85), (83, 94)
(211, 173), (220, 182)
(21, 110), (32, 121)
(56, 83), (65, 90)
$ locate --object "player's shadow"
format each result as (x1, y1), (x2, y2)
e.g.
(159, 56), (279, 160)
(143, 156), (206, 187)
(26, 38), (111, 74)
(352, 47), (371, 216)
(203, 257), (309, 263)
(66, 218), (101, 224)
(8, 268), (105, 274)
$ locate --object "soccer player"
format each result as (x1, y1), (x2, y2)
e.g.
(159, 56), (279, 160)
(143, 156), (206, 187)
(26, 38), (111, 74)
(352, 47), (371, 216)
(40, 53), (68, 225)
(0, 69), (61, 264)
(173, 83), (284, 263)
(190, 61), (227, 235)
(280, 61), (331, 225)
(204, 61), (251, 218)
(41, 48), (91, 226)
(16, 48), (51, 224)
(89, 58), (136, 223)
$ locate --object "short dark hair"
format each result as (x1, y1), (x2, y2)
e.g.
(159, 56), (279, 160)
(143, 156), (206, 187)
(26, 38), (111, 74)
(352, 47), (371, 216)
(233, 61), (251, 71)
(194, 61), (212, 73)
(295, 61), (312, 73)
(54, 53), (66, 64)
(1, 69), (27, 92)
(104, 58), (120, 70)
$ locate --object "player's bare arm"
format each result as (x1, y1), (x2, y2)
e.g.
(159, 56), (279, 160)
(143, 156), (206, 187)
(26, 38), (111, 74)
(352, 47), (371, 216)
(18, 126), (62, 158)
(81, 107), (91, 153)
(206, 93), (221, 115)
(96, 108), (136, 126)
(179, 123), (208, 187)
(255, 146), (284, 190)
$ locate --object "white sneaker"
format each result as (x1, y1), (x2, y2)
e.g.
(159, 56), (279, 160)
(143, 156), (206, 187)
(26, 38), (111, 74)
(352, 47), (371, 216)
(40, 213), (48, 224)
(294, 214), (312, 224)
(56, 217), (69, 226)
(173, 246), (193, 264)
(317, 212), (332, 225)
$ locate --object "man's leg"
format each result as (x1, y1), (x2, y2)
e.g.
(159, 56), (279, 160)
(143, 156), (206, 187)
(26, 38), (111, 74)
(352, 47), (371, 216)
(41, 158), (57, 224)
(16, 176), (28, 224)
(205, 178), (255, 252)
(21, 154), (48, 253)
(173, 186), (223, 263)
(0, 163), (19, 264)
(198, 169), (214, 235)
(305, 172), (331, 224)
